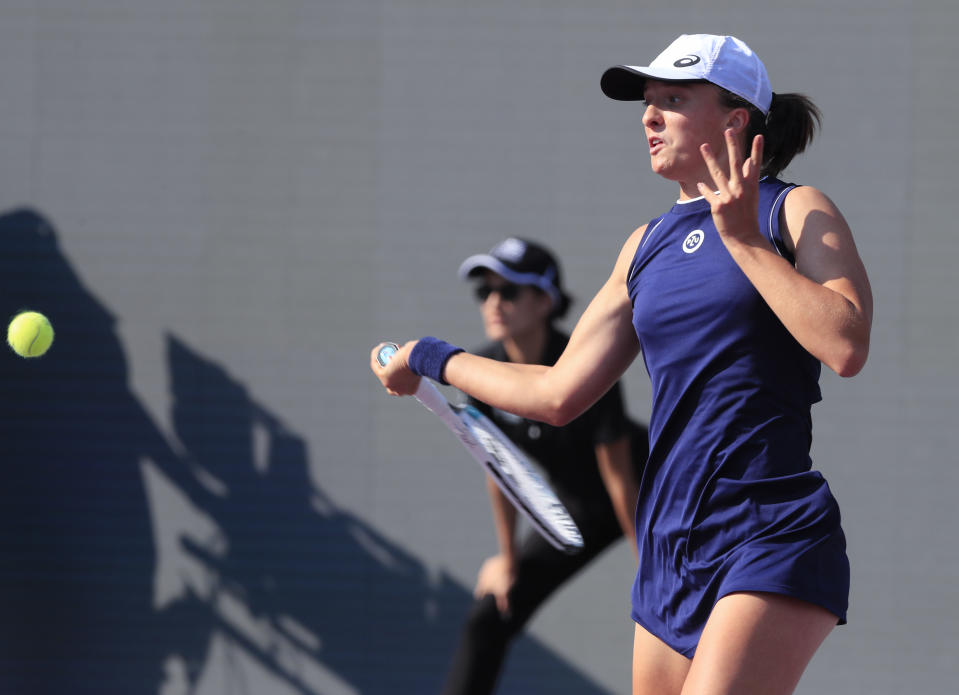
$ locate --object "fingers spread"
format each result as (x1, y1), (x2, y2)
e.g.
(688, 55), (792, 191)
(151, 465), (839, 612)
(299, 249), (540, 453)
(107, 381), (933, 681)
(724, 128), (743, 179)
(751, 133), (764, 168)
(741, 134), (763, 180)
(699, 143), (728, 190)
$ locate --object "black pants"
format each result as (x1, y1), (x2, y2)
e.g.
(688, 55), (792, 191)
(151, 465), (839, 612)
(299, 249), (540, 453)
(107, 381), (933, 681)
(440, 510), (624, 695)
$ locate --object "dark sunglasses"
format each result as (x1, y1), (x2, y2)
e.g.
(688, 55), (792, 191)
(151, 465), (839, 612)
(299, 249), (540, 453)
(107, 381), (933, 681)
(474, 283), (525, 303)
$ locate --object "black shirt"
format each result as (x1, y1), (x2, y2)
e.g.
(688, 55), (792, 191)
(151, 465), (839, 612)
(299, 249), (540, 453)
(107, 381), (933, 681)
(466, 328), (647, 526)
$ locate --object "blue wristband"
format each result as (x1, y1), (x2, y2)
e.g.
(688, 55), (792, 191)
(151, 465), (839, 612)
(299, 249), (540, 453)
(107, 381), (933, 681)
(408, 337), (464, 385)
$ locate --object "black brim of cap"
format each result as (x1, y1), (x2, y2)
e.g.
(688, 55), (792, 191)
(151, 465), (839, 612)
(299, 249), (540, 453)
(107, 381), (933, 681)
(601, 65), (704, 101)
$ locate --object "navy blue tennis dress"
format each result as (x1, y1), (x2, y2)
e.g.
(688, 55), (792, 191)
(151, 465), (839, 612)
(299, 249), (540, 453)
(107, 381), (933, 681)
(627, 178), (849, 657)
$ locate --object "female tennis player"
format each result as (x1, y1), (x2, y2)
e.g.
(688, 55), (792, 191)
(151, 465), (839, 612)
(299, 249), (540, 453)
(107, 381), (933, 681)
(372, 34), (872, 694)
(442, 238), (646, 695)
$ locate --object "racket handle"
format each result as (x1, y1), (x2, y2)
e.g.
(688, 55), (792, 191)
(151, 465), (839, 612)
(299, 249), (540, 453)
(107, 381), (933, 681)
(375, 341), (451, 416)
(375, 342), (399, 367)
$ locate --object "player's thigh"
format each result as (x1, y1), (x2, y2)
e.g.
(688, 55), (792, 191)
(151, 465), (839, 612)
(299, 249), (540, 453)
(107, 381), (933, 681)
(632, 622), (690, 695)
(681, 591), (837, 695)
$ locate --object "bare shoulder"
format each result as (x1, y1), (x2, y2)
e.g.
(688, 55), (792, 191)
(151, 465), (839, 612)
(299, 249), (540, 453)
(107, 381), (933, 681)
(624, 224), (648, 255)
(611, 224), (649, 281)
(783, 184), (845, 218)
(781, 185), (871, 319)
(780, 185), (853, 255)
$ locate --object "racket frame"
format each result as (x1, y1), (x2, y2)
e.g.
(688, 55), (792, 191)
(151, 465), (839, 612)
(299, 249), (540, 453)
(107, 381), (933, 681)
(376, 342), (583, 553)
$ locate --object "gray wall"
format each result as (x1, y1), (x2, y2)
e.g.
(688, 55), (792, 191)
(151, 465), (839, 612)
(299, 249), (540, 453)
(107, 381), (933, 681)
(0, 1), (956, 693)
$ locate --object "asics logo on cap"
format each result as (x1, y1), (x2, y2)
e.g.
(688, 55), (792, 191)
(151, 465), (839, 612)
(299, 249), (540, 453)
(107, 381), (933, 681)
(673, 55), (701, 68)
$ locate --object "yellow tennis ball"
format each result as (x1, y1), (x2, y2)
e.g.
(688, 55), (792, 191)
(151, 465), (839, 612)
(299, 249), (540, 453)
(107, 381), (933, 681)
(7, 311), (54, 358)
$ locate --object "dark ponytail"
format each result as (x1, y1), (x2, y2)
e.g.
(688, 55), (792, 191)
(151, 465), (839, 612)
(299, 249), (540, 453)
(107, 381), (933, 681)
(718, 89), (822, 179)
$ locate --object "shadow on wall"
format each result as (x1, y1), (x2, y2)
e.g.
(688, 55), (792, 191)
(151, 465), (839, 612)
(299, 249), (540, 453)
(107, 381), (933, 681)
(0, 208), (613, 695)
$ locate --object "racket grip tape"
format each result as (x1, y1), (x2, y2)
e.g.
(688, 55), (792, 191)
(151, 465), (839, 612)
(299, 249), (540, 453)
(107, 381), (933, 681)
(375, 340), (456, 417)
(376, 342), (399, 367)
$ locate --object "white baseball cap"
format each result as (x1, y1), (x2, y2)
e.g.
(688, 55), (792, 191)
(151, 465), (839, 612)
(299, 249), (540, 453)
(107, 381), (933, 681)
(601, 34), (773, 114)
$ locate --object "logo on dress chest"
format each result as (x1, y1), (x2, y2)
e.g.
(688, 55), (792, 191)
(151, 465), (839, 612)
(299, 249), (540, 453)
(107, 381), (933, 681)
(682, 229), (705, 254)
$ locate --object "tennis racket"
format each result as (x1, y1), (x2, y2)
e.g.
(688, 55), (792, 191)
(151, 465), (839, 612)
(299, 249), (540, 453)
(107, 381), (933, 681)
(376, 342), (583, 554)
